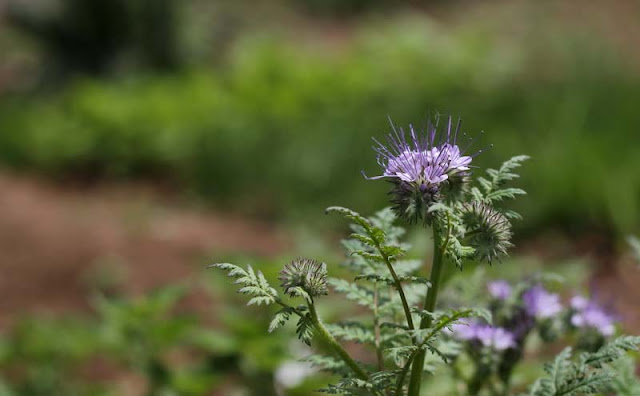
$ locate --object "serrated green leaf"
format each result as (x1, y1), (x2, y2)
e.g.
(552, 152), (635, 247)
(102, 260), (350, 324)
(326, 206), (372, 230)
(269, 307), (295, 333)
(210, 262), (278, 306)
(325, 322), (375, 344)
(296, 314), (315, 346)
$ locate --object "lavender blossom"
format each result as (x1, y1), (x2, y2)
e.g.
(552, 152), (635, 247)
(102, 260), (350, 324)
(450, 320), (479, 341)
(570, 295), (616, 336)
(367, 117), (472, 185)
(451, 320), (515, 351)
(570, 295), (589, 311)
(522, 285), (562, 319)
(488, 280), (512, 300)
(364, 116), (476, 223)
(482, 327), (516, 350)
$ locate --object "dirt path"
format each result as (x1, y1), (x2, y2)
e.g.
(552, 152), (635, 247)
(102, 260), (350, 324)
(0, 171), (289, 327)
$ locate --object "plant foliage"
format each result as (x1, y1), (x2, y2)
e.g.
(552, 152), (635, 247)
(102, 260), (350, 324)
(527, 337), (640, 396)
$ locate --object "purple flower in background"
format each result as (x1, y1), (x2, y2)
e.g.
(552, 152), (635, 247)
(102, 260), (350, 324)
(488, 280), (512, 300)
(482, 327), (516, 350)
(570, 295), (589, 311)
(451, 320), (515, 351)
(570, 295), (616, 336)
(450, 320), (478, 340)
(523, 285), (562, 319)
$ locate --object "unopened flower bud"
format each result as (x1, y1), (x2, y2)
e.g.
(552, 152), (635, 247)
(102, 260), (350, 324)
(279, 258), (329, 298)
(461, 201), (513, 263)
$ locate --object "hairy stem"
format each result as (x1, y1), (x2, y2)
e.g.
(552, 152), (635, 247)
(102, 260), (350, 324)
(375, 240), (415, 330)
(307, 301), (370, 381)
(406, 225), (445, 396)
(395, 353), (416, 396)
(373, 284), (384, 371)
(279, 298), (382, 394)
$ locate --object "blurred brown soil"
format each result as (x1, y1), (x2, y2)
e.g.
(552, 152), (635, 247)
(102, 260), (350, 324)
(0, 169), (638, 335)
(0, 170), (289, 328)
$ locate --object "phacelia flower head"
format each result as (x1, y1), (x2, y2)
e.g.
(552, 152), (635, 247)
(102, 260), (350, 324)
(570, 295), (616, 336)
(279, 258), (328, 298)
(488, 280), (512, 300)
(461, 201), (513, 263)
(522, 285), (562, 319)
(451, 320), (515, 351)
(364, 115), (477, 224)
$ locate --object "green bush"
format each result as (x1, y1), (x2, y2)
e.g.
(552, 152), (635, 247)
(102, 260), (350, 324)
(1, 19), (639, 233)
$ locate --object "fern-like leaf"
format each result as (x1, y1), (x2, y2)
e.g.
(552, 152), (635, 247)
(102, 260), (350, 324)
(325, 322), (375, 344)
(326, 206), (372, 230)
(527, 336), (640, 396)
(210, 263), (278, 306)
(329, 278), (375, 309)
(476, 155), (529, 205)
(304, 355), (348, 375)
(296, 313), (315, 346)
(269, 307), (296, 333)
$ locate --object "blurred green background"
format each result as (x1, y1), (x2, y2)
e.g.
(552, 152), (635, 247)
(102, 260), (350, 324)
(1, 0), (639, 234)
(0, 0), (639, 395)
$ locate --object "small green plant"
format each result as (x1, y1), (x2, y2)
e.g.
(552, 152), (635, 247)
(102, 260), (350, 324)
(0, 285), (223, 396)
(0, 317), (105, 396)
(213, 115), (639, 395)
(96, 285), (200, 395)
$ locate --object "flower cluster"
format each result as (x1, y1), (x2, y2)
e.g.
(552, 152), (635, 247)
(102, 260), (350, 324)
(485, 280), (618, 340)
(452, 320), (515, 351)
(443, 279), (626, 395)
(570, 296), (616, 336)
(365, 116), (474, 223)
(522, 285), (563, 319)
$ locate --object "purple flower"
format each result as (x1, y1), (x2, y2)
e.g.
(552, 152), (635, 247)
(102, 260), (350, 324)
(570, 295), (616, 336)
(570, 296), (589, 310)
(364, 116), (478, 224)
(483, 327), (516, 350)
(451, 320), (515, 351)
(488, 280), (512, 300)
(523, 285), (562, 319)
(450, 320), (478, 340)
(440, 143), (473, 172)
(365, 116), (473, 189)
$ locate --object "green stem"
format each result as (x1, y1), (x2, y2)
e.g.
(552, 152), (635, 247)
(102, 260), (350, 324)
(373, 284), (384, 371)
(395, 308), (470, 394)
(279, 298), (382, 394)
(307, 301), (369, 381)
(406, 226), (445, 396)
(376, 240), (415, 330)
(395, 353), (416, 396)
